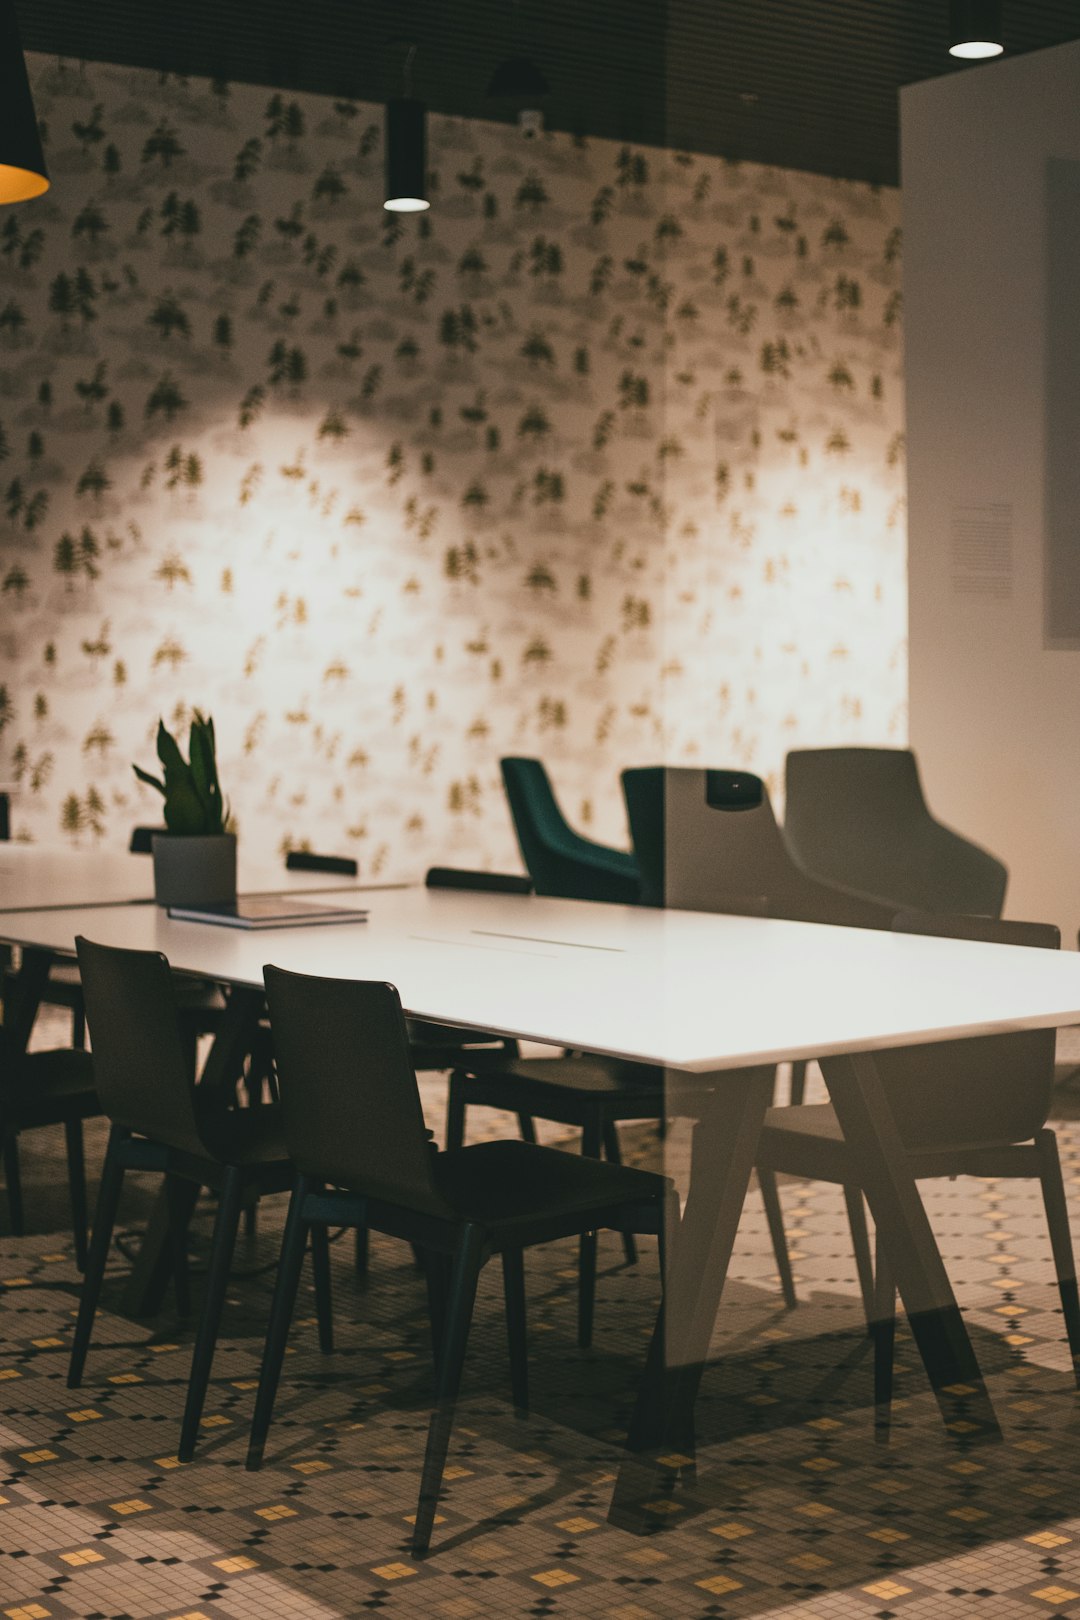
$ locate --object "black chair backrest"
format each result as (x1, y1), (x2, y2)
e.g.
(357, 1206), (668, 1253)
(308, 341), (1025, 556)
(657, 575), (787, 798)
(622, 765), (892, 927)
(425, 866), (532, 894)
(784, 747), (1008, 917)
(284, 850), (359, 876)
(263, 964), (450, 1217)
(823, 910), (1060, 1153)
(129, 825), (165, 855)
(74, 936), (207, 1156)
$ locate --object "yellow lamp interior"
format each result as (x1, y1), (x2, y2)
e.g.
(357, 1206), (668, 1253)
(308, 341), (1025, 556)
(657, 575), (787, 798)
(0, 163), (50, 203)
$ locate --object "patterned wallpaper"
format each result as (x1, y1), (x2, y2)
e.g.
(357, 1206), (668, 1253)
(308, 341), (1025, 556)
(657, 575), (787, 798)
(0, 58), (906, 876)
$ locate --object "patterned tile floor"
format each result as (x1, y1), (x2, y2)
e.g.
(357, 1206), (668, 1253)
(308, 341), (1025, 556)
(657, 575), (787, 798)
(5, 1028), (1080, 1618)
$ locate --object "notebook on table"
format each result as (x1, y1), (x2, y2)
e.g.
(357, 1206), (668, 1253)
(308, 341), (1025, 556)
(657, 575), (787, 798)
(167, 897), (369, 930)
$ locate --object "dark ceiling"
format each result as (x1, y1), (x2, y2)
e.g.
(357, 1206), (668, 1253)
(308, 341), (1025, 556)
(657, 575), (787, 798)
(16, 0), (1080, 187)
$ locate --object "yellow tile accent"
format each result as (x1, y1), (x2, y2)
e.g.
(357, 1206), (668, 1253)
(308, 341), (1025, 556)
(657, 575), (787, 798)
(796, 1502), (836, 1517)
(149, 1342), (181, 1354)
(709, 1521), (754, 1539)
(200, 1414), (230, 1428)
(867, 1527), (910, 1543)
(59, 1548), (105, 1566)
(166, 1613), (214, 1620)
(789, 1553), (831, 1570)
(254, 1504), (298, 1520)
(443, 1465), (473, 1480)
(31, 1338), (63, 1349)
(801, 1456), (839, 1470)
(154, 1455), (182, 1469)
(642, 1499), (683, 1515)
(1027, 1531), (1071, 1548)
(6, 1606), (51, 1619)
(556, 1516), (599, 1533)
(1033, 1588), (1080, 1605)
(292, 1459), (332, 1474)
(695, 1574), (743, 1596)
(2, 1278), (31, 1288)
(19, 1450), (57, 1464)
(0, 1369), (21, 1381)
(625, 1547), (668, 1566)
(65, 1409), (101, 1422)
(109, 1499), (151, 1515)
(949, 1460), (984, 1475)
(213, 1555), (257, 1574)
(863, 1581), (912, 1600)
(948, 1506), (988, 1522)
(231, 1379), (259, 1390)
(371, 1562), (418, 1581)
(403, 1512), (446, 1527)
(531, 1570), (580, 1588)
(108, 1373), (143, 1384)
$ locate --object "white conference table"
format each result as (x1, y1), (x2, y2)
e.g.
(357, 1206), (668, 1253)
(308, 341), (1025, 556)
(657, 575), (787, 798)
(5, 886), (1080, 1507)
(0, 842), (388, 913)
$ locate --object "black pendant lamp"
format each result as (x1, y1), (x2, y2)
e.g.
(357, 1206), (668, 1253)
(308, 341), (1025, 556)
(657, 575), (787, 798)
(0, 0), (49, 203)
(948, 0), (1004, 59)
(384, 45), (428, 213)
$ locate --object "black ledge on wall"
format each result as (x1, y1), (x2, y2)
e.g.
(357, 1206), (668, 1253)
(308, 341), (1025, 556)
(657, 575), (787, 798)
(18, 0), (1080, 187)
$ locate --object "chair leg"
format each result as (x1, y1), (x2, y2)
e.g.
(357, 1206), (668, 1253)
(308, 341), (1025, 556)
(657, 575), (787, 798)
(71, 996), (86, 1050)
(63, 1117), (89, 1273)
(601, 1119), (638, 1265)
(246, 1178), (312, 1470)
(164, 1175), (192, 1317)
(412, 1224), (483, 1557)
(178, 1167), (244, 1462)
(1035, 1129), (1080, 1387)
(68, 1126), (126, 1389)
(844, 1186), (876, 1329)
(578, 1116), (602, 1349)
(501, 1246), (529, 1415)
(872, 1227), (896, 1428)
(445, 1073), (466, 1150)
(310, 1220), (334, 1355)
(3, 1133), (24, 1237)
(516, 1112), (538, 1144)
(354, 1224), (370, 1278)
(424, 1249), (450, 1375)
(789, 1060), (808, 1107)
(758, 1166), (797, 1309)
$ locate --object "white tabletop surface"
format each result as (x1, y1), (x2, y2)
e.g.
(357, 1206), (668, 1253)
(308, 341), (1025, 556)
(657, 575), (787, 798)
(3, 888), (1080, 1074)
(0, 843), (390, 911)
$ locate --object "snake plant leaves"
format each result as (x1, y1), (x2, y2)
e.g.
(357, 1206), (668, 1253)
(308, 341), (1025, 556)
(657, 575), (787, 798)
(132, 713), (228, 836)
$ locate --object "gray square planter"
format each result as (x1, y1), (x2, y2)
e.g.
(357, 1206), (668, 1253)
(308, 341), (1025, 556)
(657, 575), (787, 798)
(151, 833), (237, 908)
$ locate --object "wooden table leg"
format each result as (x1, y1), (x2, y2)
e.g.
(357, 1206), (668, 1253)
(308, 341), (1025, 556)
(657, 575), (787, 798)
(609, 1066), (774, 1528)
(821, 1049), (999, 1435)
(120, 985), (266, 1317)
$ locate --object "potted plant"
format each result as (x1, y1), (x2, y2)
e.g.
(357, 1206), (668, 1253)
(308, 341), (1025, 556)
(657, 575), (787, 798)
(133, 712), (237, 906)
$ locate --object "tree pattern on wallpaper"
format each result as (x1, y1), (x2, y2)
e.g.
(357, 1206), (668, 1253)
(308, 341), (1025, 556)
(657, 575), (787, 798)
(0, 59), (905, 875)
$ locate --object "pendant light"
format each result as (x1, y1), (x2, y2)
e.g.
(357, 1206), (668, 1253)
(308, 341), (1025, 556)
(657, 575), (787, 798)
(384, 45), (428, 214)
(0, 0), (49, 203)
(948, 0), (1004, 60)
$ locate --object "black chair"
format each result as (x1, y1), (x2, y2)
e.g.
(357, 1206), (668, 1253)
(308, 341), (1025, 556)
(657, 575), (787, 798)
(0, 1027), (98, 1268)
(248, 964), (675, 1556)
(621, 765), (894, 1107)
(284, 849), (358, 876)
(68, 937), (315, 1463)
(501, 757), (640, 904)
(757, 912), (1080, 1415)
(783, 747), (1008, 917)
